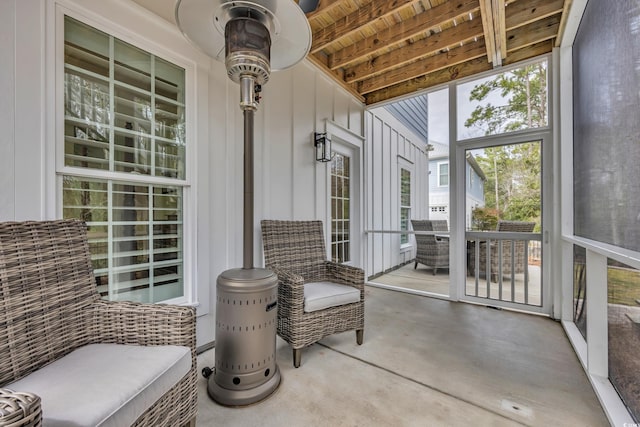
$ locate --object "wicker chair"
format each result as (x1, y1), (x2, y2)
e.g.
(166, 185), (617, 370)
(261, 220), (364, 368)
(470, 220), (536, 282)
(411, 220), (449, 275)
(0, 220), (197, 427)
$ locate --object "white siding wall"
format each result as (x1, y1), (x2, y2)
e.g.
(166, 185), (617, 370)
(0, 0), (365, 347)
(364, 108), (429, 278)
(0, 0), (46, 220)
(209, 59), (364, 273)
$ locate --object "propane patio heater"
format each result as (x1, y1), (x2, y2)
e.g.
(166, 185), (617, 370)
(176, 0), (311, 406)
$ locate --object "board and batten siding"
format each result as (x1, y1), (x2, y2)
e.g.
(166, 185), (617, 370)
(365, 108), (429, 279)
(209, 58), (364, 269)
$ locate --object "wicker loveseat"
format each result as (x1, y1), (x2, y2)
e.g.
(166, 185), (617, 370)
(261, 220), (365, 368)
(0, 220), (197, 427)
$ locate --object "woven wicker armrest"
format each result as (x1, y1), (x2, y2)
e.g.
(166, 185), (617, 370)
(269, 265), (304, 288)
(326, 261), (364, 288)
(90, 300), (196, 349)
(269, 265), (305, 315)
(0, 388), (42, 427)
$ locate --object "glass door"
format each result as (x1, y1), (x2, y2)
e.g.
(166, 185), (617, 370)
(330, 151), (352, 264)
(329, 137), (361, 267)
(462, 139), (547, 312)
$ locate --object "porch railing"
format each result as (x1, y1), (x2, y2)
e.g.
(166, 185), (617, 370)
(466, 231), (542, 306)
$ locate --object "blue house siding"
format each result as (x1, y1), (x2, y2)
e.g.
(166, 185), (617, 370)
(466, 162), (484, 200)
(427, 155), (485, 228)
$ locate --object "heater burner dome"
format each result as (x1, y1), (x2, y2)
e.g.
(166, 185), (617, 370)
(225, 17), (271, 85)
(175, 0), (311, 71)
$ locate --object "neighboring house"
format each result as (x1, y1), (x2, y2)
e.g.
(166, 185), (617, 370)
(367, 105), (429, 277)
(428, 140), (486, 229)
(384, 97), (486, 230)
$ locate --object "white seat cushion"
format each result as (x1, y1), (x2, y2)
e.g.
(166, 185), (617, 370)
(304, 281), (361, 312)
(7, 343), (191, 427)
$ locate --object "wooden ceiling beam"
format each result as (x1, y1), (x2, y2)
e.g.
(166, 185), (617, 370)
(493, 0), (507, 62)
(344, 17), (484, 83)
(310, 0), (420, 54)
(506, 14), (560, 52)
(505, 0), (564, 31)
(479, 0), (507, 66)
(328, 0), (480, 70)
(358, 41), (487, 94)
(479, 0), (497, 64)
(555, 0), (574, 47)
(364, 40), (553, 104)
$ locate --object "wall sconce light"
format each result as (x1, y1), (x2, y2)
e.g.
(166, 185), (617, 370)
(314, 132), (332, 162)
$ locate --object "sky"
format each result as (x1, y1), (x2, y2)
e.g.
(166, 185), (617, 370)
(427, 74), (511, 144)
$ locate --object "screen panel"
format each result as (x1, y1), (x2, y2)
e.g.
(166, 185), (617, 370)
(573, 0), (640, 251)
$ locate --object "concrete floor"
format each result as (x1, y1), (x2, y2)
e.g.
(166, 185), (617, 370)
(196, 286), (608, 426)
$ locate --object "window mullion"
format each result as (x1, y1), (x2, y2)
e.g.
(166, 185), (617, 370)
(108, 35), (115, 172)
(148, 184), (155, 303)
(150, 54), (156, 177)
(107, 180), (114, 301)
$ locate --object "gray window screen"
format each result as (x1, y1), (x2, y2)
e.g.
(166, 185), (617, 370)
(573, 0), (640, 252)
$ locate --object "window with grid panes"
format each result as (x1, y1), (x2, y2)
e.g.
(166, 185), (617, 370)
(62, 16), (186, 303)
(400, 168), (411, 245)
(438, 162), (449, 187)
(331, 153), (350, 263)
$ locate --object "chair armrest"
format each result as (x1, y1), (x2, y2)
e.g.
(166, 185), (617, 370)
(268, 264), (305, 317)
(326, 262), (365, 289)
(0, 388), (42, 427)
(89, 300), (196, 350)
(437, 239), (449, 250)
(268, 265), (304, 288)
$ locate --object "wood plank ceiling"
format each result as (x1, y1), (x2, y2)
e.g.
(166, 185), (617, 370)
(304, 0), (571, 105)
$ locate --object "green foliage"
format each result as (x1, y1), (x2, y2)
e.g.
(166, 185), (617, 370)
(465, 63), (547, 231)
(474, 142), (541, 230)
(607, 266), (640, 306)
(471, 207), (499, 231)
(464, 63), (548, 135)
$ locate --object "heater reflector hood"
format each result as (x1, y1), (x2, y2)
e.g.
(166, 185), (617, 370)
(175, 0), (311, 71)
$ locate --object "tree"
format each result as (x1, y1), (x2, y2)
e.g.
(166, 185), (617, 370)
(464, 63), (547, 134)
(473, 144), (541, 228)
(465, 63), (546, 230)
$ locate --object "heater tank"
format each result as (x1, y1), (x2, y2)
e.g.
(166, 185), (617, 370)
(208, 268), (281, 406)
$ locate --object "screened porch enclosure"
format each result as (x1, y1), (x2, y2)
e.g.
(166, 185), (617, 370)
(365, 60), (547, 313)
(3, 0), (640, 424)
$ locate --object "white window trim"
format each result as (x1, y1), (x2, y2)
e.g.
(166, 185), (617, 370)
(437, 161), (449, 187)
(47, 0), (207, 309)
(320, 119), (364, 267)
(329, 151), (351, 264)
(398, 156), (414, 250)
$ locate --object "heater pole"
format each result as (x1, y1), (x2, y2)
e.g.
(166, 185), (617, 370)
(243, 108), (254, 269)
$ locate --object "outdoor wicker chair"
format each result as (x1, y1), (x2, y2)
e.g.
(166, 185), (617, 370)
(411, 219), (450, 275)
(261, 220), (364, 368)
(0, 220), (197, 427)
(470, 220), (536, 282)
